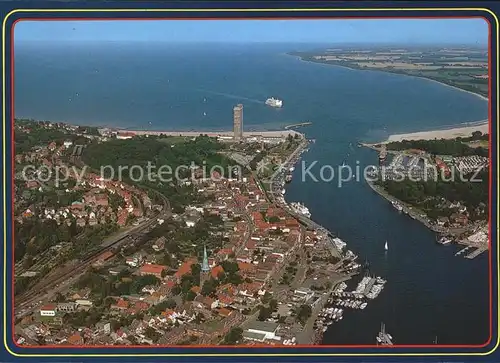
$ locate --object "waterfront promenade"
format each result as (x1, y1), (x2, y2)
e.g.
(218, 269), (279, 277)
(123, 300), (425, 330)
(104, 128), (300, 139)
(366, 179), (488, 258)
(365, 180), (446, 234)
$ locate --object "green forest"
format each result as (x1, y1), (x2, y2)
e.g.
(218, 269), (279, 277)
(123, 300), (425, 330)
(81, 135), (239, 211)
(385, 133), (488, 157)
(15, 119), (99, 154)
(379, 169), (488, 220)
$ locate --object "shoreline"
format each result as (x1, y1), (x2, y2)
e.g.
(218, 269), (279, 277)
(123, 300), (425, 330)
(290, 53), (488, 101)
(109, 129), (300, 139)
(289, 53), (489, 144)
(365, 180), (489, 255)
(17, 118), (303, 139)
(421, 75), (488, 102)
(261, 139), (378, 344)
(16, 117), (296, 136)
(365, 180), (446, 235)
(384, 121), (489, 143)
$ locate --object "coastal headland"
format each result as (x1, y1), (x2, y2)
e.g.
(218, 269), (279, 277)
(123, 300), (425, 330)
(358, 123), (489, 259)
(289, 46), (488, 98)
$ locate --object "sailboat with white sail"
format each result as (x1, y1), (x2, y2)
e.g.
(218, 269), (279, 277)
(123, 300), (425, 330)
(384, 240), (388, 251)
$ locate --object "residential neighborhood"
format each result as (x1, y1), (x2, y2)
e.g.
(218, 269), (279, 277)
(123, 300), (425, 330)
(14, 120), (360, 347)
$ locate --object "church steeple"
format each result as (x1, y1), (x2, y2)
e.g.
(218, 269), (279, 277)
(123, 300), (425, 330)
(201, 244), (210, 273)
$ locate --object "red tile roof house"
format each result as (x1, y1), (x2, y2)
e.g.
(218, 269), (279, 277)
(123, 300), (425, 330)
(211, 265), (225, 279)
(111, 299), (129, 311)
(238, 282), (264, 298)
(216, 293), (235, 307)
(97, 251), (114, 262)
(117, 209), (129, 226)
(126, 301), (150, 315)
(174, 258), (198, 282)
(216, 248), (234, 261)
(139, 264), (167, 279)
(40, 304), (57, 317)
(67, 333), (84, 345)
(25, 180), (39, 189)
(48, 142), (57, 151)
(95, 193), (109, 207)
(217, 307), (233, 317)
(237, 262), (256, 276)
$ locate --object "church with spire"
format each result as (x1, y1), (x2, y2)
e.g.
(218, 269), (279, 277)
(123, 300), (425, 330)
(200, 244), (211, 284)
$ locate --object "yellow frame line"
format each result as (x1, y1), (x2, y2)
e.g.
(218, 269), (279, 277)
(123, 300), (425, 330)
(2, 7), (499, 358)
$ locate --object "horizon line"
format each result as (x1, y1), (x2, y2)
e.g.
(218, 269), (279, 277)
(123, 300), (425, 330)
(14, 40), (488, 46)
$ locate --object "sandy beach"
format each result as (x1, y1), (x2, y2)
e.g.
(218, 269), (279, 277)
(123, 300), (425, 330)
(386, 121), (489, 142)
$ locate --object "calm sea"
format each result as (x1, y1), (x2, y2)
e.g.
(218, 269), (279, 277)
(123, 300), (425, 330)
(15, 41), (489, 345)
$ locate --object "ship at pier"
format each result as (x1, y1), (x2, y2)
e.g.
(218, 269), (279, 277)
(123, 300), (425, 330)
(290, 202), (311, 218)
(379, 144), (387, 164)
(391, 200), (403, 212)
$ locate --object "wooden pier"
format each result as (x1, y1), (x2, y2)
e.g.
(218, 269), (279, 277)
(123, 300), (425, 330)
(285, 122), (313, 130)
(465, 246), (488, 259)
(363, 278), (376, 296)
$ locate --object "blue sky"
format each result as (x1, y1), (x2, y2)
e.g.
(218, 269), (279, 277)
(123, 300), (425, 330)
(15, 19), (488, 45)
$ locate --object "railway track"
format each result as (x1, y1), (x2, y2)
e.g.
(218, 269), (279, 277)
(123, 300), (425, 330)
(15, 219), (155, 309)
(14, 157), (171, 313)
(15, 209), (165, 310)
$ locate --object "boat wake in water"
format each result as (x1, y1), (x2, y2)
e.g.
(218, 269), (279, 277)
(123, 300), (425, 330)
(194, 88), (264, 104)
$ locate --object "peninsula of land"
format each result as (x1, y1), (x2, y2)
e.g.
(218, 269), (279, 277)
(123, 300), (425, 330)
(290, 46), (488, 98)
(361, 129), (489, 259)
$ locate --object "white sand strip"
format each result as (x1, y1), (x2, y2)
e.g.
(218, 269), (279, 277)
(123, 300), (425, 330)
(387, 121), (489, 142)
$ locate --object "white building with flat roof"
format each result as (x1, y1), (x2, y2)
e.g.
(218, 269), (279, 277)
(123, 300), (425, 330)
(245, 321), (281, 341)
